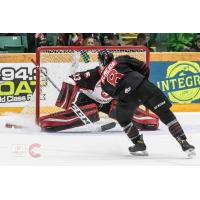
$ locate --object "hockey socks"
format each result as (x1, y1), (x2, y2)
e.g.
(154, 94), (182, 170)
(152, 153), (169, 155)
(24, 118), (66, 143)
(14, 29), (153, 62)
(123, 122), (140, 143)
(167, 119), (195, 156)
(168, 119), (186, 139)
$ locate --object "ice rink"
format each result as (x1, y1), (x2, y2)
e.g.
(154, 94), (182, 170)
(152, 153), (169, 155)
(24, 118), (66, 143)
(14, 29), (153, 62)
(0, 112), (199, 166)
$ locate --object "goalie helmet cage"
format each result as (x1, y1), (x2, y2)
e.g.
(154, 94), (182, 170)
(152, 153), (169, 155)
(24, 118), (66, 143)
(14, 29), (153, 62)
(35, 46), (150, 124)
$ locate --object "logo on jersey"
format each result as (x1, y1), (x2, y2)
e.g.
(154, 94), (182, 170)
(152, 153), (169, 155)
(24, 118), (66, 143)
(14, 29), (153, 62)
(156, 61), (200, 103)
(82, 80), (112, 104)
(101, 60), (123, 87)
(125, 87), (132, 94)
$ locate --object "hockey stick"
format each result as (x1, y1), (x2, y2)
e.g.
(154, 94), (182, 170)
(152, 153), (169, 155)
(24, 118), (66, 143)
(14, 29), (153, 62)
(31, 59), (116, 132)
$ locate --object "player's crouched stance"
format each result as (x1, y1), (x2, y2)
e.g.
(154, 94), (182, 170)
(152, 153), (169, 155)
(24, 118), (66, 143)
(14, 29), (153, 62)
(98, 50), (196, 158)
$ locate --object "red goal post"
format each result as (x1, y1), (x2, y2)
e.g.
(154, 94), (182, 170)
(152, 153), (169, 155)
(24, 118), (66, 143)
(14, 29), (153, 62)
(35, 46), (150, 123)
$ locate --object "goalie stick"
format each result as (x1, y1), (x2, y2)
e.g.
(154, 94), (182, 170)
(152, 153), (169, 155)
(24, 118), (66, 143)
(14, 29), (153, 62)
(31, 59), (116, 132)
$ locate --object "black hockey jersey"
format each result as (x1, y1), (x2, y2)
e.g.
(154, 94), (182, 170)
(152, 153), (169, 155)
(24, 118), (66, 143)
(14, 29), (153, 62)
(100, 55), (149, 98)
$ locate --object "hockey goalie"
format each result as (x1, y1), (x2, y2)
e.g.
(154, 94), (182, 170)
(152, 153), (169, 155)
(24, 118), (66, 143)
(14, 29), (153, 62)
(38, 62), (159, 132)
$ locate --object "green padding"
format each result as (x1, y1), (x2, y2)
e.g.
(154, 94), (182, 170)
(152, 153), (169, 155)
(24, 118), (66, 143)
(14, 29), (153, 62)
(0, 36), (22, 49)
(21, 36), (28, 49)
(46, 33), (58, 45)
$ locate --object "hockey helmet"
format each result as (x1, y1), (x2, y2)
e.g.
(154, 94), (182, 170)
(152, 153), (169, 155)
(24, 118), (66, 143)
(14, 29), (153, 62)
(98, 49), (114, 67)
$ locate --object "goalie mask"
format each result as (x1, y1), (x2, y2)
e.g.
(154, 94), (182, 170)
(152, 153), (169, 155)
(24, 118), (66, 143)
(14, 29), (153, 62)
(98, 50), (114, 68)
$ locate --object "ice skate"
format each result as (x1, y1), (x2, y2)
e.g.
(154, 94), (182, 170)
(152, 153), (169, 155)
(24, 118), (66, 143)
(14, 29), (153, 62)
(177, 137), (196, 158)
(180, 140), (196, 158)
(129, 135), (148, 156)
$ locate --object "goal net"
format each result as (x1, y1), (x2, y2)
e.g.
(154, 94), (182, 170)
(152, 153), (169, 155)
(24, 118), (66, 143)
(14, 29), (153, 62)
(31, 46), (150, 124)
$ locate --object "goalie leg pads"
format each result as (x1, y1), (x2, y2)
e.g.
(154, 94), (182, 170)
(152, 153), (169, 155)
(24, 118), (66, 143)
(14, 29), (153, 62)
(132, 107), (159, 130)
(55, 81), (79, 110)
(109, 100), (159, 130)
(39, 103), (99, 132)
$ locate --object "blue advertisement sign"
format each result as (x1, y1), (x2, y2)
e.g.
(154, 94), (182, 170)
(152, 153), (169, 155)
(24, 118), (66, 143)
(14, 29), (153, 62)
(150, 61), (200, 103)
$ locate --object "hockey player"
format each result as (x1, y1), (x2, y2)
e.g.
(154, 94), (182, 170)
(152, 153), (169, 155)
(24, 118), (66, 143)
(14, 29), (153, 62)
(39, 63), (159, 132)
(98, 49), (195, 157)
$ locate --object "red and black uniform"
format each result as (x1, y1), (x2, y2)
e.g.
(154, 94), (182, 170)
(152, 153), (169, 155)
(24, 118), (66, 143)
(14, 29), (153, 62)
(100, 55), (174, 126)
(39, 67), (104, 132)
(101, 55), (149, 98)
(100, 55), (190, 149)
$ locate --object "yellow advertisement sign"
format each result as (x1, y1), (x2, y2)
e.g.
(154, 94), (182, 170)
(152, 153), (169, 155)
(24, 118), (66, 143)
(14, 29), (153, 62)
(167, 62), (200, 103)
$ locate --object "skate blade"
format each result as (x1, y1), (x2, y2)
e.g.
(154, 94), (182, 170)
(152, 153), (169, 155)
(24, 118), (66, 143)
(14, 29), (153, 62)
(186, 149), (196, 159)
(129, 150), (149, 156)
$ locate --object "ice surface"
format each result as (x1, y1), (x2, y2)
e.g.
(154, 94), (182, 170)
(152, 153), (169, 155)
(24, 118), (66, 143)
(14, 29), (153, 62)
(0, 112), (199, 165)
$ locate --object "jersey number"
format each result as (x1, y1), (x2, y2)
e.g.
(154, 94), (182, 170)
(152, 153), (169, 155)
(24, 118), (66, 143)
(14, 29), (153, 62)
(106, 69), (123, 87)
